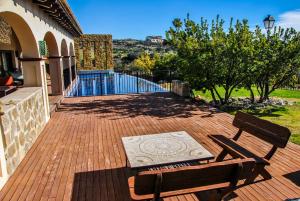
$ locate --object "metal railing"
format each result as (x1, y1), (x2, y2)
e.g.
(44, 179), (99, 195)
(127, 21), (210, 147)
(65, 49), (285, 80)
(68, 70), (174, 97)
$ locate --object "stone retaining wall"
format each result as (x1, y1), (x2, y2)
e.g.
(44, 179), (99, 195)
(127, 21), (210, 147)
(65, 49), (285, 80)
(172, 80), (190, 97)
(0, 88), (47, 176)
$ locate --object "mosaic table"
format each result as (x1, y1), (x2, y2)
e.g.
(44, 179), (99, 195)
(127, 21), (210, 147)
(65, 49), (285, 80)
(122, 131), (214, 169)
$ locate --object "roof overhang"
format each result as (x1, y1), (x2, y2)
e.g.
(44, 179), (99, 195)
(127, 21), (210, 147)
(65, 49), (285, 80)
(32, 0), (82, 37)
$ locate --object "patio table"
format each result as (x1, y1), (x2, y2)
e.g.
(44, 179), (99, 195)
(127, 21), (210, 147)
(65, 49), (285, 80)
(122, 131), (214, 171)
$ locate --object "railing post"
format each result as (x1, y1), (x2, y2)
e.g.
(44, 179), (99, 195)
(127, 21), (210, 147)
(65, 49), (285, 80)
(169, 70), (172, 92)
(136, 71), (139, 93)
(100, 72), (103, 95)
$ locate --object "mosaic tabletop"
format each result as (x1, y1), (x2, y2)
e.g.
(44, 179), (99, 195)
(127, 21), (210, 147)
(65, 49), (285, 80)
(122, 131), (214, 169)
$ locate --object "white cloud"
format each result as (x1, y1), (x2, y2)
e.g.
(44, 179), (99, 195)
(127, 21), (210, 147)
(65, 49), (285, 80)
(277, 9), (300, 31)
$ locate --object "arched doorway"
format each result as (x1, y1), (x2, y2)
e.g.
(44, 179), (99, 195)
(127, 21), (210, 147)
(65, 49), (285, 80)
(44, 32), (63, 95)
(61, 39), (70, 90)
(0, 18), (22, 85)
(0, 12), (39, 86)
(69, 42), (76, 81)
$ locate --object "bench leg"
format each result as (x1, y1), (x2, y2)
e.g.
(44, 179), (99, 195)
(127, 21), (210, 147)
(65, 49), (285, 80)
(216, 150), (228, 162)
(260, 168), (272, 180)
(245, 165), (271, 184)
(195, 190), (220, 201)
(153, 173), (162, 201)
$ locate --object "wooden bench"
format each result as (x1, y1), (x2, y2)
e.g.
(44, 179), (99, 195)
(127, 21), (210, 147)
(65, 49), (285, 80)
(209, 111), (291, 183)
(128, 158), (256, 201)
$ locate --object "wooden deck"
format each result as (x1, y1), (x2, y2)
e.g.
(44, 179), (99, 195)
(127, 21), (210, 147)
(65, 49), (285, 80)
(0, 93), (300, 201)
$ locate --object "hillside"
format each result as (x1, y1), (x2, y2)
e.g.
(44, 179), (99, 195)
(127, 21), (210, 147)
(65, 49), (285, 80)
(113, 38), (172, 70)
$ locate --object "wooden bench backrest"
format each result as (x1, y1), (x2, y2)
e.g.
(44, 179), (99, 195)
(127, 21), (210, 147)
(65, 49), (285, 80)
(233, 111), (291, 148)
(133, 158), (255, 196)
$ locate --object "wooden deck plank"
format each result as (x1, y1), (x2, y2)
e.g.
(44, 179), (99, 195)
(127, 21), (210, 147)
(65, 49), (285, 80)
(1, 93), (300, 201)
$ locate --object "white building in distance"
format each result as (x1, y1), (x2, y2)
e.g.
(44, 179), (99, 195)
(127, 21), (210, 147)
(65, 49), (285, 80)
(145, 36), (164, 44)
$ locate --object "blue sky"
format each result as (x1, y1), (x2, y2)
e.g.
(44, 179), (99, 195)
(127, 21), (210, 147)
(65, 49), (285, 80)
(69, 0), (300, 40)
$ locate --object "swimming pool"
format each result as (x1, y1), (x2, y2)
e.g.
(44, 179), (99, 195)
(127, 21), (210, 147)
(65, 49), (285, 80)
(67, 70), (168, 97)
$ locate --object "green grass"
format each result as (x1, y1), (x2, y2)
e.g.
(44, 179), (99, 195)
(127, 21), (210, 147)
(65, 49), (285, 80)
(243, 103), (300, 145)
(194, 87), (300, 145)
(194, 87), (300, 101)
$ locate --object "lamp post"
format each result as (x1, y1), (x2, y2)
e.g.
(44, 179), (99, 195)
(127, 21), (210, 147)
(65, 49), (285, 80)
(263, 15), (275, 30)
(261, 15), (275, 101)
(263, 15), (275, 36)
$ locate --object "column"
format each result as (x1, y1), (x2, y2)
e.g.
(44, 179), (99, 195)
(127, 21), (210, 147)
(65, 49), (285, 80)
(49, 57), (64, 95)
(22, 60), (50, 121)
(68, 56), (72, 86)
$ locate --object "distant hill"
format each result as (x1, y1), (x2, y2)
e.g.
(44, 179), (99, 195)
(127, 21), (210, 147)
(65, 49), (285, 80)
(113, 38), (173, 70)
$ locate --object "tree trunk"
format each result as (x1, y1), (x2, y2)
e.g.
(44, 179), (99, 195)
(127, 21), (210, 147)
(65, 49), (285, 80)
(257, 82), (265, 103)
(258, 77), (270, 102)
(263, 76), (270, 101)
(246, 85), (255, 103)
(224, 87), (230, 105)
(249, 87), (255, 103)
(210, 89), (218, 104)
(213, 86), (224, 105)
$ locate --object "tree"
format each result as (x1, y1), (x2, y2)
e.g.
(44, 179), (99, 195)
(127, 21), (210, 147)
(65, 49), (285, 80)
(152, 52), (182, 82)
(133, 52), (159, 72)
(166, 15), (300, 104)
(166, 15), (254, 104)
(253, 26), (300, 102)
(216, 19), (254, 104)
(153, 52), (178, 72)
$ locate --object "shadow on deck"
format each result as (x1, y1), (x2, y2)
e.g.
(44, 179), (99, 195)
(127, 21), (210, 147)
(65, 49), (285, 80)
(0, 92), (299, 201)
(60, 93), (219, 119)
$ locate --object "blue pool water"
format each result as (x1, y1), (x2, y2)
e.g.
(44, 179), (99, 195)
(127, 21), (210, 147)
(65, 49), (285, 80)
(67, 70), (167, 97)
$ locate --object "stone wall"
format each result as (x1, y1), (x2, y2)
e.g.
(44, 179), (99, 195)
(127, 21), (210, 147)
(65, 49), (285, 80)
(172, 80), (190, 97)
(74, 34), (113, 70)
(0, 88), (47, 175)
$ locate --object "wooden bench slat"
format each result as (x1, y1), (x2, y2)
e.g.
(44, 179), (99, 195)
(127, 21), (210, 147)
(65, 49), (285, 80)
(129, 178), (230, 200)
(128, 158), (256, 200)
(233, 112), (291, 148)
(209, 135), (269, 165)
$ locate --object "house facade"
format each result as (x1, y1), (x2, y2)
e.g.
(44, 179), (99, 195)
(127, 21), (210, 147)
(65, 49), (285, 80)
(0, 0), (82, 189)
